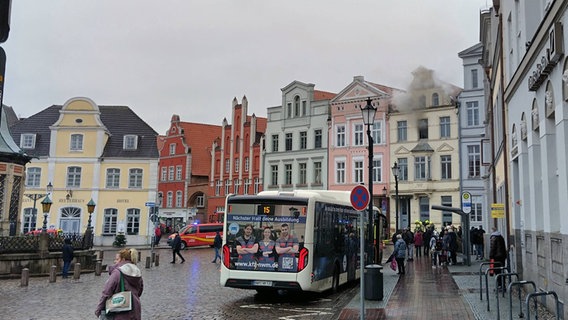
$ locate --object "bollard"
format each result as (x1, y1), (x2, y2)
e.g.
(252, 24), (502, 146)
(98, 250), (104, 261)
(151, 252), (156, 263)
(145, 256), (151, 269)
(95, 260), (102, 276)
(21, 268), (29, 287)
(155, 253), (160, 266)
(49, 265), (57, 283)
(73, 263), (81, 279)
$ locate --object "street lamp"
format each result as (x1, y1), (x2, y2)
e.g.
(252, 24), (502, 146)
(41, 195), (53, 232)
(87, 199), (96, 231)
(361, 97), (376, 264)
(24, 182), (53, 232)
(391, 162), (400, 232)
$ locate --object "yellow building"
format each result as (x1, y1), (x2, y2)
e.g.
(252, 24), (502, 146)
(11, 97), (159, 246)
(388, 67), (462, 232)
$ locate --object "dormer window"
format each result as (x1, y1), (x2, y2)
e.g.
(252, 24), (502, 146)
(124, 135), (138, 150)
(70, 134), (83, 151)
(169, 143), (176, 155)
(20, 134), (36, 149)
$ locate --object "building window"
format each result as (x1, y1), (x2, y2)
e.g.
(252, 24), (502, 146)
(414, 156), (427, 180)
(176, 165), (182, 180)
(225, 159), (230, 173)
(244, 157), (250, 172)
(441, 155), (452, 180)
(161, 167), (167, 181)
(70, 134), (83, 151)
(294, 96), (300, 117)
(271, 165), (278, 186)
(300, 131), (307, 149)
(169, 143), (176, 155)
(196, 195), (205, 207)
(234, 179), (240, 194)
(353, 159), (364, 184)
(398, 158), (408, 181)
(25, 167), (41, 187)
(372, 158), (382, 183)
(22, 208), (36, 233)
(235, 158), (240, 173)
(441, 196), (453, 225)
(418, 119), (428, 139)
(313, 161), (322, 184)
(336, 160), (345, 184)
(299, 162), (307, 185)
(21, 134), (36, 149)
(285, 133), (293, 151)
(471, 69), (479, 88)
(164, 191), (172, 208)
(354, 124), (364, 146)
(168, 166), (174, 181)
(272, 134), (279, 152)
(223, 179), (230, 195)
(102, 208), (118, 234)
(397, 121), (407, 142)
(123, 135), (138, 150)
(471, 196), (483, 222)
(314, 130), (322, 148)
(254, 177), (261, 194)
(419, 196), (430, 221)
(67, 166), (81, 188)
(466, 101), (480, 126)
(287, 103), (292, 118)
(244, 179), (251, 195)
(372, 122), (382, 144)
(467, 145), (481, 178)
(106, 168), (120, 188)
(440, 116), (451, 138)
(336, 125), (346, 147)
(285, 164), (292, 185)
(126, 208), (140, 235)
(128, 168), (143, 188)
(302, 101), (307, 116)
(176, 191), (182, 207)
(432, 93), (439, 106)
(215, 180), (221, 196)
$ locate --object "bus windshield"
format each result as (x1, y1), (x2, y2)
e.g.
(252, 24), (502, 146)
(225, 196), (308, 272)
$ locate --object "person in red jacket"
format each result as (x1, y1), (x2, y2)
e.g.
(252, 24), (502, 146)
(413, 230), (423, 258)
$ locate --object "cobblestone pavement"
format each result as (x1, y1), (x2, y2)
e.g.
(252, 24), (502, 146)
(0, 245), (356, 320)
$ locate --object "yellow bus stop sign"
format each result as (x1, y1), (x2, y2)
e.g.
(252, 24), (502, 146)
(491, 203), (505, 218)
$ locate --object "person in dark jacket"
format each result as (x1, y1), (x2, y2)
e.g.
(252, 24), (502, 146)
(95, 248), (143, 320)
(489, 228), (507, 290)
(171, 232), (185, 263)
(62, 238), (74, 278)
(393, 234), (407, 275)
(212, 231), (222, 263)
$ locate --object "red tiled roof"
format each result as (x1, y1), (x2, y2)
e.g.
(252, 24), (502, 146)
(313, 90), (337, 101)
(179, 122), (222, 176)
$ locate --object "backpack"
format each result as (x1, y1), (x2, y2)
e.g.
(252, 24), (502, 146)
(435, 239), (443, 251)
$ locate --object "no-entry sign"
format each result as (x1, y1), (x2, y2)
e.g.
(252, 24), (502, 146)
(350, 185), (370, 211)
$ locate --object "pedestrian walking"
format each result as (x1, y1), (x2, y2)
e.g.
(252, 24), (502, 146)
(393, 234), (407, 275)
(154, 225), (162, 246)
(414, 230), (423, 258)
(171, 231), (185, 263)
(95, 248), (143, 320)
(402, 228), (414, 261)
(212, 231), (222, 263)
(62, 238), (74, 278)
(489, 227), (507, 291)
(477, 225), (486, 259)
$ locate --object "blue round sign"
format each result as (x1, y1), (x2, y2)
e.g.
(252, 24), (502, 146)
(350, 185), (370, 211)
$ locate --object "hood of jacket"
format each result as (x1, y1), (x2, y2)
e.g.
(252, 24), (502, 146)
(118, 262), (142, 277)
(491, 230), (502, 237)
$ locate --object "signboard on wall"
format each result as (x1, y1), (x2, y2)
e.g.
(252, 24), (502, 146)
(491, 203), (505, 218)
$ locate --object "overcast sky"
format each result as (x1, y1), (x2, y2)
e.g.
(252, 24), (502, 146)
(3, 0), (490, 135)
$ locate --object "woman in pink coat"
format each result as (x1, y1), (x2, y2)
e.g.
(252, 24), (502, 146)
(95, 248), (144, 320)
(414, 230), (424, 258)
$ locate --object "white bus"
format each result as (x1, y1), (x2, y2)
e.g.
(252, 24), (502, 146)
(219, 190), (386, 293)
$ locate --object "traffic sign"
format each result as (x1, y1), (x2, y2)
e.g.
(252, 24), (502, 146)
(461, 192), (472, 214)
(350, 185), (370, 211)
(145, 201), (156, 207)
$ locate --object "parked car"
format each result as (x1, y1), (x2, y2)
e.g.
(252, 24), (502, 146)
(167, 223), (223, 249)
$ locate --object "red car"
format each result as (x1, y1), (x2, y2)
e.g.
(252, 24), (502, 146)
(26, 228), (61, 236)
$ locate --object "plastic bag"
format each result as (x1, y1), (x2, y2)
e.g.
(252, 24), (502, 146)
(390, 258), (397, 271)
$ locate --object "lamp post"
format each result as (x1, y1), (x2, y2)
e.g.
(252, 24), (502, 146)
(24, 182), (53, 232)
(40, 195), (53, 232)
(361, 97), (376, 265)
(87, 199), (96, 231)
(391, 162), (400, 232)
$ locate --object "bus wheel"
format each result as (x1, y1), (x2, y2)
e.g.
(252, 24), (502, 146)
(331, 266), (340, 293)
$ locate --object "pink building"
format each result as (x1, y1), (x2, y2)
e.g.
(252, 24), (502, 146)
(328, 76), (403, 227)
